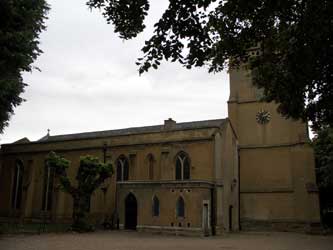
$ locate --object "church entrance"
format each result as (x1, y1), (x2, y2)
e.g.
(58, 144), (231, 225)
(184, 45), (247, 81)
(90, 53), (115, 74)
(125, 193), (137, 230)
(229, 205), (233, 231)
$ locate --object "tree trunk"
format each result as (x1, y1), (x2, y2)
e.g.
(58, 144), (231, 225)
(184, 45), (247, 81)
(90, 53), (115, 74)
(71, 193), (92, 232)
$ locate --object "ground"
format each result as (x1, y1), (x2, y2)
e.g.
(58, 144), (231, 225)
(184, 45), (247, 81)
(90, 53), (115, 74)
(0, 231), (332, 250)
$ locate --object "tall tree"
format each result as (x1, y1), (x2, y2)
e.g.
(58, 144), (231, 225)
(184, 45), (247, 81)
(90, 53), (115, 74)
(87, 0), (333, 130)
(46, 152), (113, 232)
(312, 127), (333, 226)
(0, 0), (49, 133)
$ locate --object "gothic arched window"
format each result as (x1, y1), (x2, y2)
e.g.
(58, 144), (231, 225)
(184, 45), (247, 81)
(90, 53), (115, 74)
(152, 195), (160, 217)
(11, 160), (24, 210)
(147, 154), (154, 180)
(116, 155), (129, 181)
(42, 161), (55, 211)
(176, 196), (185, 218)
(175, 151), (190, 180)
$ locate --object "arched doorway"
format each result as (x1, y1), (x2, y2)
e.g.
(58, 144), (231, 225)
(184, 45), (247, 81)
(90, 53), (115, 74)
(125, 193), (137, 230)
(229, 205), (233, 231)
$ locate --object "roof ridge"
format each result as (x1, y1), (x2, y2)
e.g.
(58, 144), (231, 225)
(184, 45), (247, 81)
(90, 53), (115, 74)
(44, 118), (226, 140)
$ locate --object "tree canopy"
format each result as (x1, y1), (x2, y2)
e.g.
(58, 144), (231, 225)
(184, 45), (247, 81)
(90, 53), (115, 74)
(0, 0), (49, 133)
(87, 0), (333, 130)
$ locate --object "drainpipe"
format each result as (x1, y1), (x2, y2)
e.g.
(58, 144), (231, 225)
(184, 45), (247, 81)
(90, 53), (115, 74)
(210, 187), (216, 235)
(103, 142), (120, 230)
(103, 143), (107, 163)
(238, 147), (241, 230)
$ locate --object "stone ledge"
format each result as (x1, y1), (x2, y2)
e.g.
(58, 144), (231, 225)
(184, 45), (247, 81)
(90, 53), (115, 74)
(136, 224), (206, 236)
(117, 180), (218, 189)
(240, 219), (322, 233)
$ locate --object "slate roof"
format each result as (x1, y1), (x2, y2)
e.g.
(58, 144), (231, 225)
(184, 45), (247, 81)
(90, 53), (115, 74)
(37, 118), (226, 143)
(13, 137), (30, 144)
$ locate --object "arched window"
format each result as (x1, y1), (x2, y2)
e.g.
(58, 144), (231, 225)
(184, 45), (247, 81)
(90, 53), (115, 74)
(147, 154), (154, 180)
(42, 162), (55, 211)
(11, 160), (24, 210)
(116, 160), (122, 181)
(175, 151), (190, 180)
(176, 196), (185, 218)
(152, 195), (160, 217)
(116, 155), (129, 181)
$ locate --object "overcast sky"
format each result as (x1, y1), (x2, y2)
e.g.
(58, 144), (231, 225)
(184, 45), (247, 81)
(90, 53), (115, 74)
(0, 0), (229, 144)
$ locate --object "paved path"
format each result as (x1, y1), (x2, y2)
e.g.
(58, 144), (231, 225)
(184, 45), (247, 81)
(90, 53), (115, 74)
(0, 231), (332, 250)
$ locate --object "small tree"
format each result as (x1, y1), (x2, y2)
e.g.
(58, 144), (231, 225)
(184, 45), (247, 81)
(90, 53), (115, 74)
(46, 151), (113, 232)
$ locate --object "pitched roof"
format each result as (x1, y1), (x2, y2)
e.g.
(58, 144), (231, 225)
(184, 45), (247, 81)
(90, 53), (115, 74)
(13, 137), (30, 144)
(37, 118), (226, 143)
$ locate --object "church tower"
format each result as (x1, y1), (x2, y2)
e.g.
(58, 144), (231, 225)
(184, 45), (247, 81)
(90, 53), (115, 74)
(228, 66), (320, 229)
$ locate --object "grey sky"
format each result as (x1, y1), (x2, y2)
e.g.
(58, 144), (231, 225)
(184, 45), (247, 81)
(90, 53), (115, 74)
(1, 0), (229, 144)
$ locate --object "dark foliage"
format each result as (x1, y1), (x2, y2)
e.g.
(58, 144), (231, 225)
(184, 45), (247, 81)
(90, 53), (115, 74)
(313, 127), (333, 227)
(86, 0), (149, 39)
(313, 127), (333, 190)
(0, 0), (49, 133)
(87, 0), (333, 129)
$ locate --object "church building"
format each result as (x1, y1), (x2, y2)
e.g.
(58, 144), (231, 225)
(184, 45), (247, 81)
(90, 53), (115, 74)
(0, 68), (320, 235)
